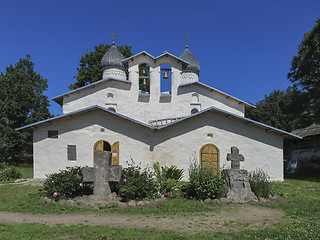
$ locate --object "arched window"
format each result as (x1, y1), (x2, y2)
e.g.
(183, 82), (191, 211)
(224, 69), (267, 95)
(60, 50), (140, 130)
(108, 107), (116, 112)
(160, 63), (172, 94)
(139, 63), (150, 93)
(107, 93), (114, 103)
(191, 93), (199, 103)
(191, 108), (199, 114)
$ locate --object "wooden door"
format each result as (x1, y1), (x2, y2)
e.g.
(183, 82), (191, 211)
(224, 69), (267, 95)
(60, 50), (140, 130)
(111, 141), (119, 165)
(200, 144), (219, 169)
(93, 140), (112, 167)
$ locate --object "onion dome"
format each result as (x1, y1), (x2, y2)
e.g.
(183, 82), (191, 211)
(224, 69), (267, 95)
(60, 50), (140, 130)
(179, 48), (200, 76)
(101, 44), (126, 71)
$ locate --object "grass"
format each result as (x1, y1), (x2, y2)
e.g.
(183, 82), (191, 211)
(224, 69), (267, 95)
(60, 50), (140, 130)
(0, 221), (320, 240)
(16, 164), (33, 179)
(107, 198), (219, 214)
(0, 185), (87, 214)
(0, 178), (320, 239)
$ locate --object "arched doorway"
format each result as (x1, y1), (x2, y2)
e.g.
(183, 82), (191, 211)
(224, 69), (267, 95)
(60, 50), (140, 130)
(200, 144), (220, 169)
(93, 140), (119, 166)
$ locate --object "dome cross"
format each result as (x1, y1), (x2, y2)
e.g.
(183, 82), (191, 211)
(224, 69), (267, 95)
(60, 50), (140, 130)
(107, 28), (120, 45)
(182, 31), (192, 49)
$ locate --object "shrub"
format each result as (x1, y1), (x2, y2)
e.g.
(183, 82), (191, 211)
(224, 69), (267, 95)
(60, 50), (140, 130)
(248, 169), (272, 198)
(183, 160), (225, 200)
(43, 166), (92, 199)
(153, 162), (184, 195)
(114, 160), (158, 202)
(0, 166), (23, 182)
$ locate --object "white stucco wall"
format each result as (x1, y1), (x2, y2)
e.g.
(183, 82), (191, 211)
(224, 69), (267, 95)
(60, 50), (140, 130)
(33, 109), (283, 181)
(62, 54), (246, 123)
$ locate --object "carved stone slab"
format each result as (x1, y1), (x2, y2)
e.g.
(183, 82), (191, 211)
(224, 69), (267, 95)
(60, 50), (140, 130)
(224, 147), (258, 203)
(82, 150), (122, 197)
(227, 146), (244, 169)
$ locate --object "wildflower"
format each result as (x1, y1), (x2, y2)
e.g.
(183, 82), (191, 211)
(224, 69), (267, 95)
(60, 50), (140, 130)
(123, 178), (127, 182)
(164, 192), (169, 197)
(53, 192), (58, 198)
(79, 183), (84, 187)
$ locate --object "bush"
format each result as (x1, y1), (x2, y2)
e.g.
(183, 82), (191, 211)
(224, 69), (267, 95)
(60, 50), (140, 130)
(43, 166), (92, 199)
(0, 166), (23, 182)
(248, 169), (272, 198)
(114, 160), (158, 202)
(153, 162), (184, 195)
(183, 160), (225, 200)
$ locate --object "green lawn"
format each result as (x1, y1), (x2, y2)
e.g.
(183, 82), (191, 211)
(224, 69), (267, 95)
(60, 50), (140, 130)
(0, 179), (319, 239)
(16, 164), (33, 179)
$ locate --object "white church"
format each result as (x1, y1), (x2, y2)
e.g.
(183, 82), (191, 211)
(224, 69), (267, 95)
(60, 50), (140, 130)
(17, 39), (301, 181)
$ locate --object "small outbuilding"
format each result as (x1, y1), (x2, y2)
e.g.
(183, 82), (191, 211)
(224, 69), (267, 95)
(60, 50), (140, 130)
(284, 124), (320, 176)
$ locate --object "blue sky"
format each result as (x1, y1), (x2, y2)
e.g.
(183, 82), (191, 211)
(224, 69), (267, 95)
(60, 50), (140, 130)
(0, 0), (319, 116)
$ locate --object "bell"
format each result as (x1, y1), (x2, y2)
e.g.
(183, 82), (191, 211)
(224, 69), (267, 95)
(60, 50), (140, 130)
(142, 69), (146, 75)
(143, 78), (147, 85)
(163, 71), (169, 79)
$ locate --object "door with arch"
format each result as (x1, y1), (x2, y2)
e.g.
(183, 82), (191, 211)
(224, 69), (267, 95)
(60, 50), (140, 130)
(200, 144), (220, 169)
(93, 140), (119, 166)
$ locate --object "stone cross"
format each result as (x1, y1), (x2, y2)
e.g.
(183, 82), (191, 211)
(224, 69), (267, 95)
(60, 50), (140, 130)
(82, 150), (122, 197)
(227, 146), (244, 169)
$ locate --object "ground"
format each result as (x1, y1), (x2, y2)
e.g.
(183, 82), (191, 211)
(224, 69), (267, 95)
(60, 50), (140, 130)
(0, 203), (285, 235)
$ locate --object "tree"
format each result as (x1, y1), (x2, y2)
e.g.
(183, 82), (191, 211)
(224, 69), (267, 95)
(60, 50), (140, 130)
(288, 18), (320, 123)
(246, 87), (313, 132)
(0, 55), (52, 164)
(69, 44), (133, 90)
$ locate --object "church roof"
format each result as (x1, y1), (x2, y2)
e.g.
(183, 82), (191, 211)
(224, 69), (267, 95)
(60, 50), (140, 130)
(291, 124), (320, 137)
(122, 51), (189, 66)
(157, 106), (302, 139)
(16, 105), (154, 131)
(16, 105), (301, 139)
(179, 81), (256, 108)
(101, 45), (126, 71)
(52, 77), (131, 106)
(179, 48), (200, 75)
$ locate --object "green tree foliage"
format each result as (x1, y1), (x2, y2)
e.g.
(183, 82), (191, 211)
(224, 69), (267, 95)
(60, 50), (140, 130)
(69, 44), (133, 90)
(0, 55), (52, 164)
(288, 18), (320, 123)
(246, 87), (313, 132)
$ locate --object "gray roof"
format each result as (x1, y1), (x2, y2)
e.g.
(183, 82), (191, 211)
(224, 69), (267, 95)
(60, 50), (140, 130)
(16, 105), (301, 140)
(179, 48), (200, 75)
(101, 45), (126, 71)
(291, 124), (320, 137)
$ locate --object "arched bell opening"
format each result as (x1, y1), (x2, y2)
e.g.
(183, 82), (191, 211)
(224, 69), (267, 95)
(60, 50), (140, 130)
(139, 63), (150, 93)
(160, 63), (172, 94)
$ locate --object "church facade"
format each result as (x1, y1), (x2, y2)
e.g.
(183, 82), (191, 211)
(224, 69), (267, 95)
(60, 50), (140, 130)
(17, 43), (301, 181)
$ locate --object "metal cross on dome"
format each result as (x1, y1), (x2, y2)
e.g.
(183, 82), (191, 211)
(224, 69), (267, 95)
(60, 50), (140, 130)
(107, 28), (120, 45)
(182, 31), (192, 49)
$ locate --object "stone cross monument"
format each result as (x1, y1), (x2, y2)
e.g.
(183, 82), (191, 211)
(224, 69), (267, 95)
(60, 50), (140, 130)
(227, 146), (244, 169)
(223, 146), (258, 203)
(82, 150), (122, 197)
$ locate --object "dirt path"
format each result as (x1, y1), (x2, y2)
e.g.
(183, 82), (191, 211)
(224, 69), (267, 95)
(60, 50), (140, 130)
(0, 204), (286, 235)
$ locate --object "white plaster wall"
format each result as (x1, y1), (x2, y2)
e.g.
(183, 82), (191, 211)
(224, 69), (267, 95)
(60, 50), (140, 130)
(33, 110), (283, 181)
(181, 72), (199, 84)
(61, 54), (246, 126)
(102, 68), (126, 80)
